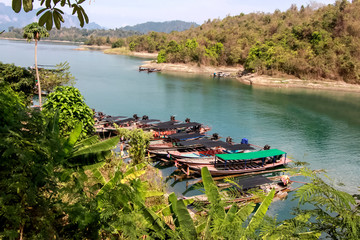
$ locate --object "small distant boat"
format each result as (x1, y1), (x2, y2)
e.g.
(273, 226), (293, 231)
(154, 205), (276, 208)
(147, 68), (161, 73)
(188, 149), (290, 176)
(139, 67), (148, 71)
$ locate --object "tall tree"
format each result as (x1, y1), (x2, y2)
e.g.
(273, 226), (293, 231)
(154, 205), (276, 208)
(23, 22), (49, 109)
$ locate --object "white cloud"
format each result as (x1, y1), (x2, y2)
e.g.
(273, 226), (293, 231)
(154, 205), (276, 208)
(0, 14), (11, 23)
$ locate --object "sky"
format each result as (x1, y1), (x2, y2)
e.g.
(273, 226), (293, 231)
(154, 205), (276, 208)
(0, 0), (337, 28)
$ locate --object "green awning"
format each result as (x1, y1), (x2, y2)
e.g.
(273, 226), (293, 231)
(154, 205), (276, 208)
(216, 149), (286, 161)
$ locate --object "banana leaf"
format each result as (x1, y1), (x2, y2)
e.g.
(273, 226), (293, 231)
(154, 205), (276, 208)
(176, 199), (197, 240)
(201, 167), (225, 219)
(70, 135), (119, 158)
(246, 188), (275, 234)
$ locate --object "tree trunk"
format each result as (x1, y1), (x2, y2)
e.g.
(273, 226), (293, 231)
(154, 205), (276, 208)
(34, 34), (42, 110)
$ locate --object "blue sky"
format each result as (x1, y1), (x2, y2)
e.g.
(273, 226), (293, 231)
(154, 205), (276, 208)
(1, 0), (336, 28)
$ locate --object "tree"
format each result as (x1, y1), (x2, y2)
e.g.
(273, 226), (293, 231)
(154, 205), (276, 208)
(0, 94), (121, 238)
(116, 128), (153, 165)
(43, 86), (95, 139)
(0, 84), (26, 132)
(23, 22), (49, 109)
(112, 38), (125, 48)
(11, 0), (89, 30)
(0, 62), (35, 104)
(38, 61), (75, 93)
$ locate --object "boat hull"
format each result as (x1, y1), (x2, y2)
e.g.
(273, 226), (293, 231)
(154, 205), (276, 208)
(188, 158), (291, 176)
(175, 156), (215, 165)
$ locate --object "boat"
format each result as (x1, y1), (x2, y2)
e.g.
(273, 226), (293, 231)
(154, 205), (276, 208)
(187, 149), (290, 176)
(148, 132), (206, 150)
(147, 68), (161, 73)
(148, 121), (210, 140)
(168, 139), (255, 159)
(184, 174), (292, 205)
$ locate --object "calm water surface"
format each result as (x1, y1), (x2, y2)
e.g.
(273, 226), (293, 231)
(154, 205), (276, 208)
(1, 39), (360, 219)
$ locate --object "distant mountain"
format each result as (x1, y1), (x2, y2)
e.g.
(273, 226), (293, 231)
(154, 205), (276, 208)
(121, 20), (199, 34)
(0, 2), (103, 30)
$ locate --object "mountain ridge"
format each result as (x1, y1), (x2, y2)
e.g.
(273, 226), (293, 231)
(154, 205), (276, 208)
(121, 20), (199, 34)
(0, 3), (103, 30)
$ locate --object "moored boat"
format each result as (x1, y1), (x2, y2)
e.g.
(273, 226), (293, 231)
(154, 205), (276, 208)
(188, 149), (290, 176)
(168, 139), (255, 159)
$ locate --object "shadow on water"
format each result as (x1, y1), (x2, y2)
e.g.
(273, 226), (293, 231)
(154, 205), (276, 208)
(251, 86), (360, 127)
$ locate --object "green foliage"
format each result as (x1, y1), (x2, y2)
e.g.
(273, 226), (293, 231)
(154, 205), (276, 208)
(129, 41), (137, 51)
(116, 127), (153, 165)
(11, 0), (89, 30)
(167, 192), (197, 239)
(292, 167), (360, 239)
(111, 38), (125, 48)
(0, 62), (35, 103)
(126, 0), (360, 82)
(1, 87), (359, 238)
(43, 86), (95, 139)
(157, 49), (167, 63)
(0, 84), (25, 132)
(38, 61), (75, 93)
(23, 22), (49, 41)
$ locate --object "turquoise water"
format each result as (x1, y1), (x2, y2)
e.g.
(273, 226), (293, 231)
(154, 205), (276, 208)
(1, 39), (360, 219)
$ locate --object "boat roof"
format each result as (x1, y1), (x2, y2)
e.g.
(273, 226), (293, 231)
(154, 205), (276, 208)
(113, 118), (135, 125)
(167, 132), (205, 141)
(103, 116), (127, 122)
(216, 149), (286, 161)
(225, 144), (255, 151)
(138, 119), (161, 124)
(233, 175), (272, 190)
(178, 139), (255, 151)
(152, 122), (202, 130)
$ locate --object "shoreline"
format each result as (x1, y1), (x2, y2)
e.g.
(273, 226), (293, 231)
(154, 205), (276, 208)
(68, 46), (360, 94)
(4, 37), (357, 93)
(0, 37), (83, 45)
(140, 60), (241, 75)
(140, 61), (360, 93)
(103, 47), (158, 59)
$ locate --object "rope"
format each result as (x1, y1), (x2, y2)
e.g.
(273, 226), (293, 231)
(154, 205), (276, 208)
(250, 143), (262, 149)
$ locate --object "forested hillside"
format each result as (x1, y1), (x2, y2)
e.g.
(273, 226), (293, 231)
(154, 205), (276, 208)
(122, 20), (199, 34)
(123, 0), (360, 83)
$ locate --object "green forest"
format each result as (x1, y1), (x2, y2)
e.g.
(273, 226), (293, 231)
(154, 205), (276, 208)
(120, 0), (360, 83)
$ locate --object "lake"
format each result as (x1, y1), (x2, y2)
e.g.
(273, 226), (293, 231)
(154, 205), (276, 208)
(1, 39), (360, 219)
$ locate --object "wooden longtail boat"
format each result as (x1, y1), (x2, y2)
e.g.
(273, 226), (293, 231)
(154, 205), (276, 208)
(175, 156), (216, 165)
(148, 121), (210, 140)
(148, 132), (206, 150)
(188, 149), (290, 176)
(168, 140), (255, 159)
